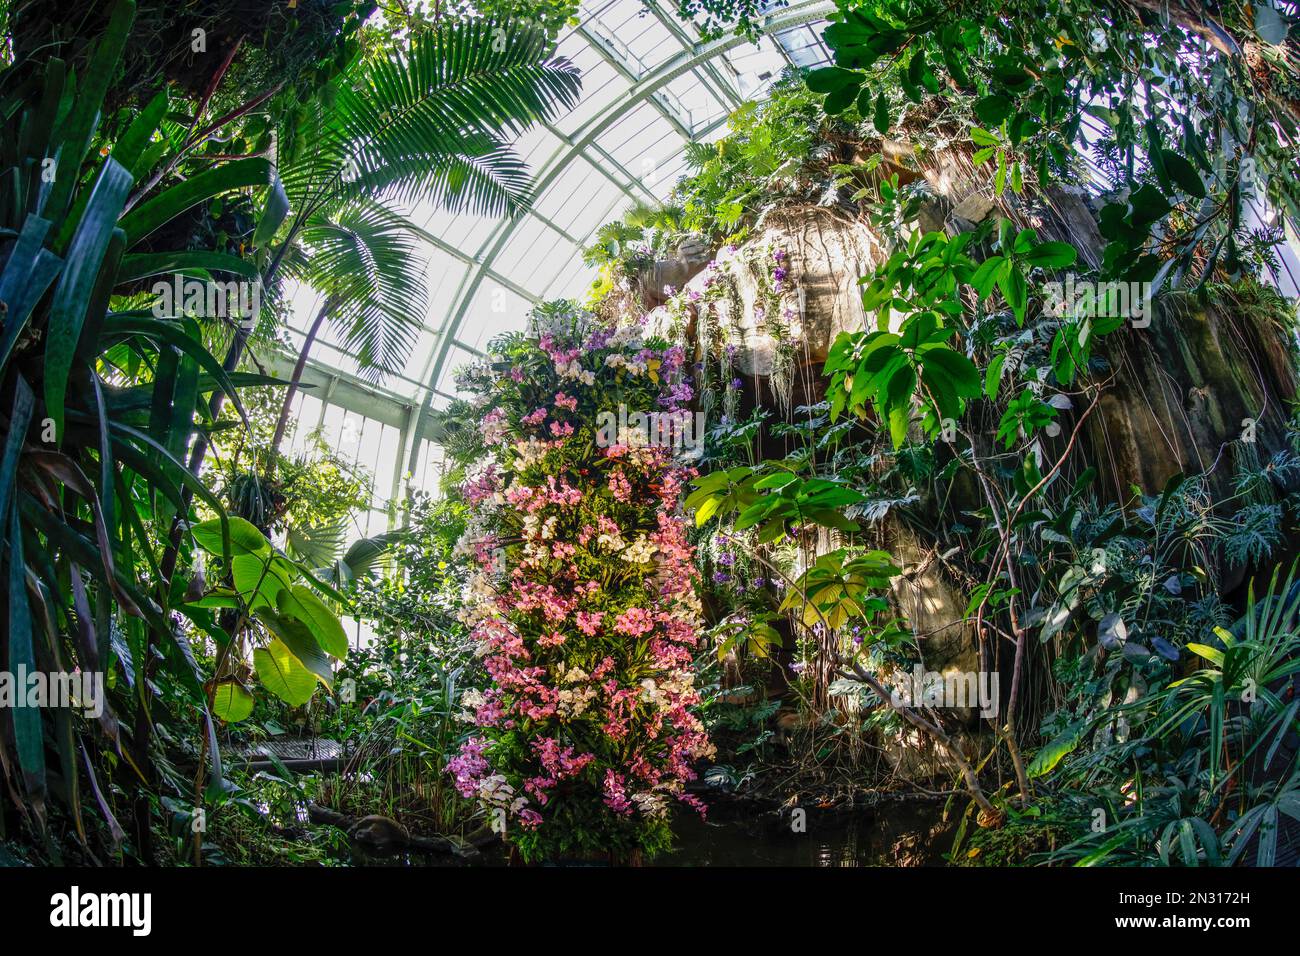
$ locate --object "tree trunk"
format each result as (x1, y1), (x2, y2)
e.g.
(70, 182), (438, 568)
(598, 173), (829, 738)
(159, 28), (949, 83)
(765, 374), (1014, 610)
(271, 297), (335, 457)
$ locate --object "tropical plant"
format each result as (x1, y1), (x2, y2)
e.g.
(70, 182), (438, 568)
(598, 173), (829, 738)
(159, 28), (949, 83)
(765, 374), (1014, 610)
(0, 0), (286, 853)
(254, 18), (583, 457)
(806, 0), (1299, 293)
(581, 73), (830, 278)
(1032, 563), (1300, 866)
(267, 200), (431, 452)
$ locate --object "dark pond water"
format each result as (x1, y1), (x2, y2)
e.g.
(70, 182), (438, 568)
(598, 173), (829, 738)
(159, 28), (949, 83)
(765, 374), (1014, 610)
(650, 810), (929, 866)
(351, 799), (952, 867)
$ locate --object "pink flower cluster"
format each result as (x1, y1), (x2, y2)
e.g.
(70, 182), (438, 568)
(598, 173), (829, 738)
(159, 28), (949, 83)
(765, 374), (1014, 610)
(448, 322), (713, 858)
(447, 736), (491, 799)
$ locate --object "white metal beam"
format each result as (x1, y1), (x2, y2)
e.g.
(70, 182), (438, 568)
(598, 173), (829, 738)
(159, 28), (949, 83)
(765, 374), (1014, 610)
(404, 0), (834, 480)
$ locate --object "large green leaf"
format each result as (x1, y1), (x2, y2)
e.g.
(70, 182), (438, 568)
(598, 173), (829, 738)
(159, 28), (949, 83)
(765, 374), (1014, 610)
(254, 607), (334, 689)
(0, 215), (56, 338)
(117, 251), (259, 284)
(277, 584), (348, 659)
(43, 158), (133, 439)
(252, 175), (290, 249)
(43, 0), (134, 226)
(1021, 241), (1078, 269)
(233, 554), (295, 610)
(254, 640), (318, 707)
(110, 90), (169, 180)
(1027, 722), (1086, 777)
(919, 346), (981, 398)
(191, 516), (269, 558)
(0, 378), (35, 553)
(211, 681), (255, 723)
(6, 499), (44, 792)
(118, 157), (275, 246)
(996, 260), (1029, 324)
(1159, 150), (1206, 199)
(805, 66), (861, 94)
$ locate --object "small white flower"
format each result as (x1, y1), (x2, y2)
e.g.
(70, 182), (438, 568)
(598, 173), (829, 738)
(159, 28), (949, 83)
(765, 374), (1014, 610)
(620, 535), (657, 564)
(459, 688), (485, 722)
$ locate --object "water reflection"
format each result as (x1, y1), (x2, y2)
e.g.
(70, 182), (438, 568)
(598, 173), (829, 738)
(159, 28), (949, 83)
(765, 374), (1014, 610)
(350, 801), (950, 867)
(652, 806), (942, 867)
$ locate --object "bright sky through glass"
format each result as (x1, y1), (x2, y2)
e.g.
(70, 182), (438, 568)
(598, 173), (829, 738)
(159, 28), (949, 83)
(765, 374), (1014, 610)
(281, 0), (834, 411)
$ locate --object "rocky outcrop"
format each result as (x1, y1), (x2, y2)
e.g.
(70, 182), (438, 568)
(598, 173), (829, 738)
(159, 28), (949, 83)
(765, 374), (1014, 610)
(887, 518), (980, 676)
(638, 146), (1298, 687)
(645, 207), (875, 377)
(1086, 293), (1298, 512)
(635, 236), (713, 310)
(717, 206), (877, 376)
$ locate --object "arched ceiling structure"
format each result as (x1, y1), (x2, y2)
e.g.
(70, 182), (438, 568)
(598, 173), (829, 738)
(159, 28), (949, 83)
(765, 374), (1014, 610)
(279, 0), (834, 514)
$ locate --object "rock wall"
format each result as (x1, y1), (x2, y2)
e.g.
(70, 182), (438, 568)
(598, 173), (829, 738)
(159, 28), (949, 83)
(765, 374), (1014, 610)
(1087, 294), (1298, 512)
(640, 153), (1299, 677)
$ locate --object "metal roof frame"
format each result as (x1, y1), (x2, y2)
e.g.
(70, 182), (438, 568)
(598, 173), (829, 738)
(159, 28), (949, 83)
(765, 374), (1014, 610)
(399, 0), (835, 484)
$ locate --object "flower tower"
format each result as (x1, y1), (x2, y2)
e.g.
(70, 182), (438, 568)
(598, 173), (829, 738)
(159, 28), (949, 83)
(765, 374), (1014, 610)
(448, 308), (714, 863)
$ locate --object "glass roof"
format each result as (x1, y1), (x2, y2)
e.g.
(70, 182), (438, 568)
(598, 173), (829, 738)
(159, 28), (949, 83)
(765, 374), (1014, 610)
(282, 0), (834, 416)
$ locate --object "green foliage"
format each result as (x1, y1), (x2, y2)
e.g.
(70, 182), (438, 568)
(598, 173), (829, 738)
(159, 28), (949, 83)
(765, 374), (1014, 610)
(825, 312), (982, 446)
(661, 0), (785, 40)
(582, 74), (831, 276)
(276, 19), (582, 222)
(780, 549), (899, 630)
(347, 494), (471, 655)
(0, 1), (553, 863)
(809, 0), (1300, 293)
(0, 0), (295, 847)
(686, 465), (870, 541)
(573, 0), (1300, 863)
(187, 515), (349, 710)
(281, 199), (431, 380)
(209, 386), (373, 568)
(582, 200), (686, 270)
(823, 218), (1092, 453)
(263, 18), (584, 394)
(996, 388), (1058, 449)
(382, 0), (583, 41)
(310, 494), (479, 839)
(676, 79), (827, 235)
(1036, 563), (1300, 866)
(316, 657), (480, 839)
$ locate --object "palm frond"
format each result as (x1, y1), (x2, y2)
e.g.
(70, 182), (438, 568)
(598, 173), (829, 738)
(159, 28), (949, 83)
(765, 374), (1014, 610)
(281, 20), (582, 218)
(295, 198), (429, 381)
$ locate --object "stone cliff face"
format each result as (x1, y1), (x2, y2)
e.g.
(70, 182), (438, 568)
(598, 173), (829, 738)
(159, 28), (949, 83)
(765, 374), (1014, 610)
(710, 206), (877, 376)
(640, 172), (1299, 681)
(1087, 292), (1298, 513)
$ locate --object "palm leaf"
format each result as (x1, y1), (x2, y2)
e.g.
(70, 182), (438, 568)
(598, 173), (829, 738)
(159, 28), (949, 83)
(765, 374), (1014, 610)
(290, 198), (429, 380)
(279, 20), (582, 219)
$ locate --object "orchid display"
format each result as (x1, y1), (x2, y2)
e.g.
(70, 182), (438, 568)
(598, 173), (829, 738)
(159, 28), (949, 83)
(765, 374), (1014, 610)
(446, 305), (714, 862)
